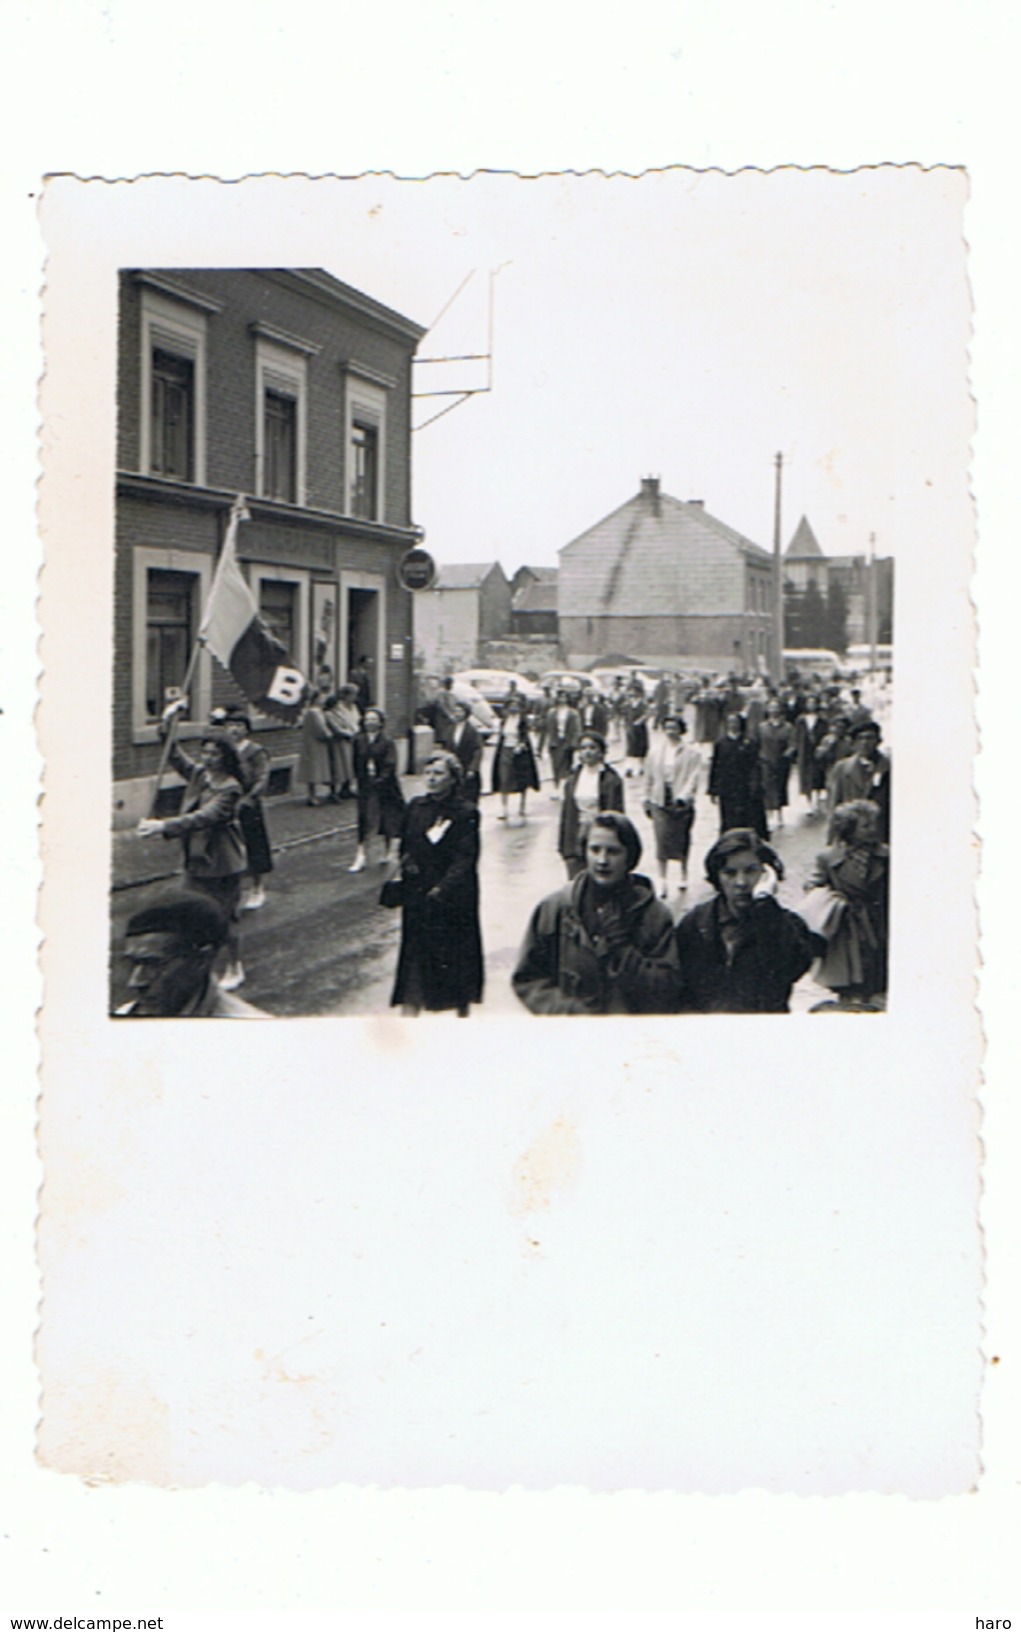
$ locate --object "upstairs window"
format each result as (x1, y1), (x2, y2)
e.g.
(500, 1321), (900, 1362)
(150, 350), (195, 481)
(343, 368), (389, 523)
(139, 287), (208, 484)
(255, 338), (308, 506)
(259, 578), (297, 656)
(263, 389), (298, 504)
(350, 421), (379, 520)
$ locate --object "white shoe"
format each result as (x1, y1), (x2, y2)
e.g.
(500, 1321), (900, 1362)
(243, 886), (265, 910)
(220, 963), (246, 991)
(348, 855), (366, 873)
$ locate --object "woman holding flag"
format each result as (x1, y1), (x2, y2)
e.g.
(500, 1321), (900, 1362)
(138, 702), (249, 990)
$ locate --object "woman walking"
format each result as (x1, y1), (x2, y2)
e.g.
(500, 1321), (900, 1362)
(385, 750), (484, 1017)
(623, 684), (650, 779)
(708, 713), (768, 837)
(492, 695), (541, 824)
(793, 693), (828, 816)
(558, 730), (625, 879)
(513, 812), (681, 1015)
(756, 698), (796, 830)
(643, 712), (702, 897)
(137, 703), (248, 989)
(223, 708), (274, 910)
(543, 687), (582, 798)
(350, 707), (405, 872)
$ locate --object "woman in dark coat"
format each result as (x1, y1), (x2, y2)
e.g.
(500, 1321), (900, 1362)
(623, 685), (650, 778)
(350, 707), (405, 872)
(675, 829), (823, 1013)
(388, 750), (483, 1016)
(492, 695), (541, 824)
(558, 730), (625, 879)
(708, 713), (769, 837)
(446, 699), (484, 804)
(137, 706), (248, 989)
(793, 694), (828, 814)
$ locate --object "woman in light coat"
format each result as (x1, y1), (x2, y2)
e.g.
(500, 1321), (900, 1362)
(643, 712), (702, 897)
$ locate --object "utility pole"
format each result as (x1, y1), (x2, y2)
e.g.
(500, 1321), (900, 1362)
(771, 451), (784, 685)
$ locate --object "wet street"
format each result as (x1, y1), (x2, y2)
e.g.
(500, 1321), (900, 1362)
(111, 723), (840, 1016)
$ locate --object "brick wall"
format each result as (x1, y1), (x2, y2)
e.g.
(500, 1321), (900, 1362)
(560, 613), (756, 666)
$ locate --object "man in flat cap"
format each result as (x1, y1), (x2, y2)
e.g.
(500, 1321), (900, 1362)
(115, 892), (267, 1017)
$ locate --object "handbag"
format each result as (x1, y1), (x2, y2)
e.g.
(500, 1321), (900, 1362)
(800, 885), (846, 940)
(379, 877), (405, 909)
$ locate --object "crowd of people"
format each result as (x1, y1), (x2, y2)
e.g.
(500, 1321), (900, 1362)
(120, 661), (891, 1019)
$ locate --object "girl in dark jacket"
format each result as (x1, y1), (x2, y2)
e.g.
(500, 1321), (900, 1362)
(387, 751), (484, 1016)
(350, 707), (405, 872)
(558, 730), (625, 879)
(513, 812), (681, 1015)
(675, 829), (823, 1013)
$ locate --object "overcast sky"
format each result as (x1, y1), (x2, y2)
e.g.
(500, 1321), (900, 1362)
(320, 167), (969, 572)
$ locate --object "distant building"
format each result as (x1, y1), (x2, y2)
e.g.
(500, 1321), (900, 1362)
(114, 267), (426, 822)
(510, 567), (558, 637)
(413, 561), (513, 673)
(558, 476), (773, 671)
(783, 515), (894, 651)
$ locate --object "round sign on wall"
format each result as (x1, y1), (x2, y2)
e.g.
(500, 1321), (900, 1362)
(398, 547), (437, 592)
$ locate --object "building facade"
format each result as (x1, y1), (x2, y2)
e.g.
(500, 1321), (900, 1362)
(783, 516), (895, 650)
(558, 477), (774, 671)
(114, 268), (426, 822)
(412, 562), (512, 674)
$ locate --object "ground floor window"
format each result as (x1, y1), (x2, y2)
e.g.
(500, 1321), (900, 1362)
(145, 568), (195, 718)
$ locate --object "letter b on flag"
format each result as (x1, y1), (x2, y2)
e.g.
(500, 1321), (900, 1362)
(266, 666), (306, 708)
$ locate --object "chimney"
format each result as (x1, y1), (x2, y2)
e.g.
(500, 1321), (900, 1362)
(688, 499), (704, 508)
(640, 475), (661, 516)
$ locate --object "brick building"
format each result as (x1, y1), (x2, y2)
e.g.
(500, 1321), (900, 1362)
(558, 476), (774, 671)
(412, 561), (512, 673)
(114, 268), (426, 823)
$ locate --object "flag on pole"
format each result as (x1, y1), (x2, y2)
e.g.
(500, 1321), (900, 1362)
(200, 497), (309, 720)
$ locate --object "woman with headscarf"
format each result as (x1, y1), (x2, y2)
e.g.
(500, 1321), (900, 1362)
(350, 707), (405, 872)
(513, 812), (681, 1015)
(558, 729), (625, 880)
(674, 829), (823, 1012)
(492, 694), (541, 824)
(297, 685), (336, 805)
(643, 711), (702, 897)
(708, 712), (769, 837)
(802, 798), (889, 1006)
(325, 682), (361, 800)
(137, 701), (248, 989)
(384, 750), (484, 1017)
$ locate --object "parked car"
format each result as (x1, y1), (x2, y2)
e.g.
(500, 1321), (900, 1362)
(539, 669), (595, 696)
(451, 668), (543, 707)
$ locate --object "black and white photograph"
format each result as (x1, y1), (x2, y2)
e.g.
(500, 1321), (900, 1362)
(105, 172), (915, 1021)
(31, 169), (982, 1503)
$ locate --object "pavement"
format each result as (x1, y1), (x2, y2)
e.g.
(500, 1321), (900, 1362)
(111, 719), (839, 1015)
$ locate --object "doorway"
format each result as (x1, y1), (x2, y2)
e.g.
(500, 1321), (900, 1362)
(346, 586), (380, 706)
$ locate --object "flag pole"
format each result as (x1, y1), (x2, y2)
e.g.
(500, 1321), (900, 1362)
(145, 495), (248, 819)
